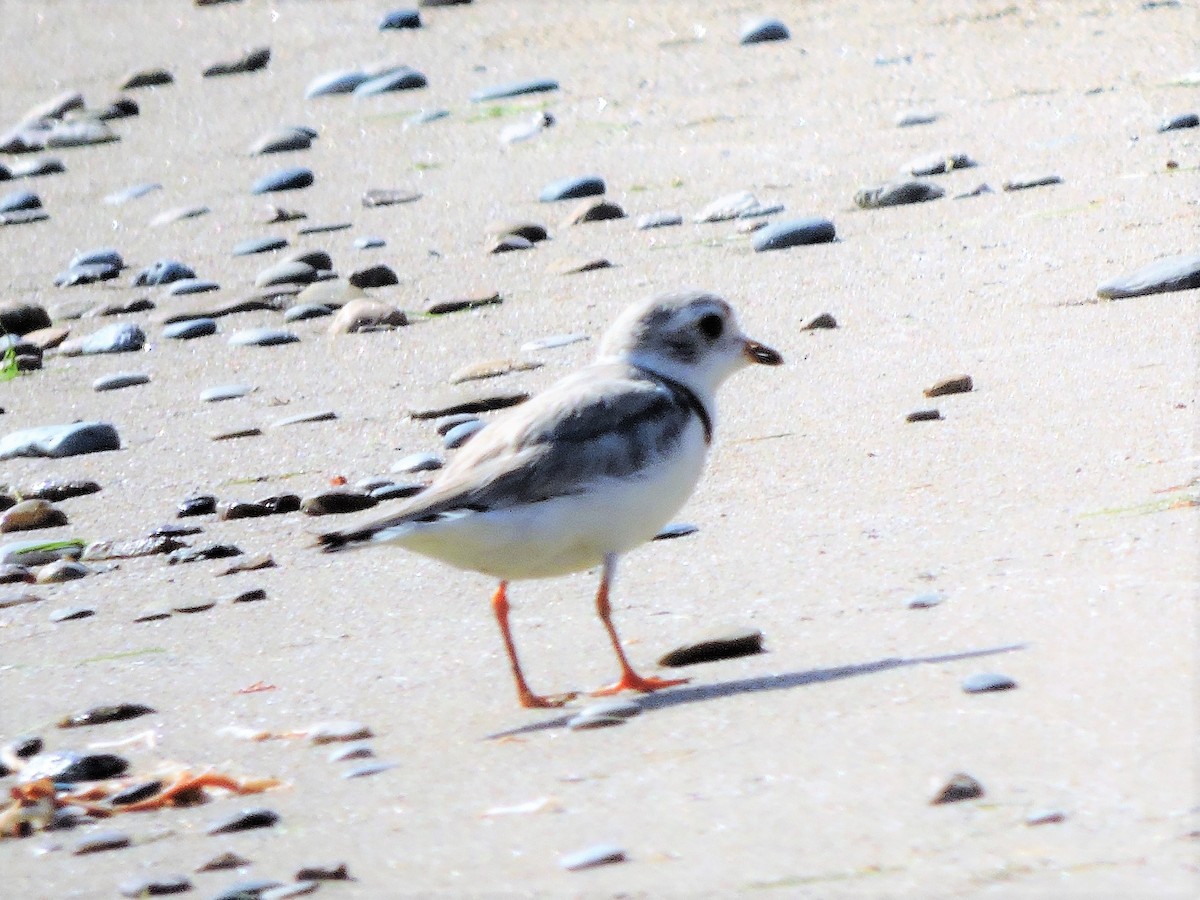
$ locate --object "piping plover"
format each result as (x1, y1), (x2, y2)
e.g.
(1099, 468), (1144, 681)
(319, 289), (783, 708)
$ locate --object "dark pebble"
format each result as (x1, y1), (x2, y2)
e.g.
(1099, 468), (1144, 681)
(752, 217), (836, 251)
(424, 291), (502, 315)
(229, 327), (300, 347)
(205, 807), (280, 835)
(906, 151), (975, 176)
(924, 375), (973, 397)
(58, 703), (155, 728)
(353, 66), (428, 96)
(233, 236), (289, 256)
(210, 879), (283, 900)
(295, 862), (349, 881)
(94, 372), (150, 392)
(1002, 174), (1062, 191)
(487, 234), (533, 254)
(173, 599), (216, 614)
(803, 312), (838, 330)
(305, 69), (371, 98)
(962, 672), (1017, 693)
(10, 157), (67, 178)
(471, 78), (559, 102)
(539, 175), (604, 202)
(896, 110), (939, 127)
(740, 17), (791, 44)
(636, 211), (683, 230)
(659, 629), (764, 667)
(405, 108), (449, 126)
(391, 451), (442, 473)
(110, 780), (164, 805)
(443, 419), (486, 449)
(301, 490), (378, 516)
(1158, 112), (1199, 132)
(261, 884), (319, 900)
(134, 259), (195, 286)
(195, 851), (253, 872)
(653, 522), (698, 540)
(559, 844), (627, 871)
(561, 199), (625, 226)
(247, 127), (314, 156)
(855, 181), (944, 208)
(55, 262), (119, 287)
(349, 264), (398, 288)
(380, 9), (421, 29)
(219, 501), (274, 520)
(1096, 253), (1200, 299)
(227, 588), (268, 604)
(410, 391), (529, 419)
(251, 168), (314, 194)
(327, 742), (375, 763)
(167, 544), (243, 564)
(342, 760), (398, 778)
(118, 874), (191, 897)
(906, 409), (941, 422)
(284, 303), (333, 322)
(0, 208), (48, 226)
(121, 67), (173, 89)
(370, 482), (425, 501)
(73, 829), (131, 854)
(20, 750), (128, 783)
(931, 773), (984, 804)
(258, 494), (302, 514)
(354, 235), (386, 249)
(203, 46), (271, 77)
(298, 221), (352, 235)
(0, 189), (42, 213)
(362, 187), (421, 207)
(1026, 809), (1067, 826)
(178, 495), (217, 517)
(49, 606), (95, 622)
(74, 323), (145, 354)
(163, 318), (217, 340)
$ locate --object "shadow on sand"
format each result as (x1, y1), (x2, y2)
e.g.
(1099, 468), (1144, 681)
(485, 642), (1027, 740)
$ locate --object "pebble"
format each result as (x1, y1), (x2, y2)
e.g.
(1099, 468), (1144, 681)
(499, 111), (555, 144)
(0, 499), (68, 532)
(252, 167), (314, 193)
(561, 199), (625, 226)
(931, 773), (984, 804)
(228, 327), (299, 347)
(471, 78), (559, 102)
(163, 318), (217, 340)
(178, 495), (217, 517)
(406, 108), (449, 126)
(261, 884), (319, 900)
(37, 559), (89, 583)
(653, 522), (698, 540)
(1158, 112), (1199, 132)
(73, 829), (131, 854)
(752, 217), (836, 251)
(693, 190), (781, 223)
(55, 262), (119, 287)
(87, 298), (155, 317)
(349, 264), (398, 288)
(380, 9), (421, 29)
(354, 235), (386, 249)
(305, 69), (371, 98)
(905, 151), (975, 176)
(855, 180), (944, 208)
(450, 357), (542, 383)
(328, 299), (407, 333)
(425, 290), (502, 315)
(83, 535), (186, 561)
(659, 628), (764, 667)
(117, 874), (191, 897)
(0, 538), (85, 566)
(0, 566), (34, 585)
(93, 372), (150, 392)
(233, 235), (289, 256)
(283, 302), (332, 322)
(906, 409), (941, 422)
(219, 501), (273, 521)
(896, 110), (940, 127)
(0, 189), (41, 213)
(342, 760), (397, 779)
(134, 259), (195, 286)
(109, 780), (163, 805)
(488, 221), (548, 242)
(353, 66), (428, 96)
(0, 208), (48, 226)
(391, 451), (443, 473)
(247, 126), (314, 156)
(46, 120), (118, 148)
(906, 592), (944, 609)
(20, 750), (127, 783)
(195, 851), (253, 872)
(206, 807), (279, 835)
(174, 599), (216, 614)
(68, 323), (146, 355)
(210, 879), (283, 900)
(370, 482), (424, 501)
(1002, 174), (1062, 191)
(50, 605), (94, 621)
(802, 312), (838, 330)
(0, 300), (53, 333)
(962, 672), (1017, 693)
(168, 543), (243, 564)
(1026, 809), (1067, 826)
(539, 175), (605, 202)
(362, 187), (421, 207)
(559, 844), (627, 871)
(218, 553), (278, 575)
(547, 255), (612, 275)
(70, 247), (123, 269)
(307, 721), (374, 744)
(1096, 253), (1200, 299)
(568, 698), (643, 731)
(740, 16), (790, 44)
(121, 67), (173, 89)
(487, 234), (533, 254)
(150, 204), (210, 227)
(211, 427), (263, 441)
(636, 211), (683, 230)
(58, 703), (155, 728)
(443, 419), (486, 449)
(273, 410), (337, 427)
(9, 157), (66, 178)
(227, 588), (268, 604)
(104, 182), (162, 204)
(0, 422), (121, 459)
(295, 862), (350, 882)
(301, 490), (378, 515)
(201, 384), (253, 402)
(924, 375), (973, 397)
(327, 743), (375, 763)
(203, 46), (271, 77)
(255, 260), (318, 287)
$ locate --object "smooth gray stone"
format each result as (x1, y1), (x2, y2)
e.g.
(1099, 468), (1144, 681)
(248, 127), (313, 155)
(341, 760), (397, 778)
(855, 181), (944, 208)
(297, 222), (351, 235)
(261, 883), (319, 900)
(305, 69), (369, 98)
(117, 874), (191, 897)
(73, 829), (131, 854)
(210, 879), (283, 900)
(0, 208), (47, 226)
(636, 211), (683, 230)
(539, 175), (604, 202)
(405, 108), (449, 126)
(906, 151), (975, 176)
(104, 182), (161, 204)
(55, 262), (119, 286)
(165, 277), (219, 295)
(205, 807), (280, 835)
(1096, 253), (1200, 299)
(559, 844), (627, 871)
(740, 16), (790, 44)
(163, 318), (217, 340)
(906, 592), (944, 609)
(252, 167), (313, 194)
(272, 410), (337, 427)
(391, 451), (442, 474)
(228, 328), (299, 347)
(233, 235), (288, 256)
(50, 606), (94, 623)
(200, 384), (253, 402)
(653, 522), (698, 540)
(568, 698), (642, 730)
(70, 247), (123, 269)
(9, 157), (65, 178)
(0, 422), (121, 459)
(255, 260), (318, 287)
(471, 77), (559, 102)
(45, 119), (117, 148)
(93, 372), (150, 392)
(752, 217), (836, 251)
(79, 323), (145, 354)
(0, 190), (41, 213)
(442, 419), (486, 449)
(1158, 112), (1198, 132)
(434, 413), (481, 435)
(1002, 174), (1062, 191)
(283, 303), (333, 322)
(133, 259), (194, 286)
(370, 482), (424, 501)
(693, 190), (773, 223)
(380, 9), (421, 29)
(353, 66), (427, 95)
(896, 110), (940, 127)
(962, 672), (1017, 693)
(354, 235), (386, 249)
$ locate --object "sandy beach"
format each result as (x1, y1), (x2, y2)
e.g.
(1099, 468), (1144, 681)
(1, 1), (1197, 897)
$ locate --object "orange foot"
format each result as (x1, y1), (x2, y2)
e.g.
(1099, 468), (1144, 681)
(518, 689), (578, 710)
(591, 673), (690, 697)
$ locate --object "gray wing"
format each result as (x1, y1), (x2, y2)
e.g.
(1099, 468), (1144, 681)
(318, 364), (698, 550)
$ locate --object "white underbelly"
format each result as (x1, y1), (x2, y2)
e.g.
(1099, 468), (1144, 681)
(375, 429), (708, 579)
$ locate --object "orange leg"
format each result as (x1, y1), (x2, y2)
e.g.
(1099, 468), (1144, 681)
(491, 581), (575, 709)
(591, 554), (689, 696)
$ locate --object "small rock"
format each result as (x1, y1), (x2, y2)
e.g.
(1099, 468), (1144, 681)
(211, 427), (263, 441)
(486, 234), (533, 254)
(855, 181), (944, 208)
(405, 108), (450, 126)
(450, 358), (542, 383)
(380, 10), (421, 29)
(93, 372), (151, 392)
(305, 69), (370, 99)
(163, 318), (217, 340)
(227, 588), (267, 604)
(0, 499), (68, 532)
(174, 599), (216, 614)
(905, 151), (975, 177)
(539, 175), (604, 202)
(228, 327), (299, 347)
(362, 187), (421, 207)
(178, 495), (217, 517)
(20, 750), (126, 783)
(251, 167), (313, 194)
(559, 843), (627, 871)
(560, 199), (625, 226)
(120, 67), (173, 90)
(931, 773), (984, 804)
(150, 205), (209, 227)
(391, 451), (442, 474)
(961, 672), (1017, 694)
(1002, 174), (1062, 191)
(0, 538), (85, 566)
(50, 605), (94, 621)
(370, 482), (424, 501)
(210, 879), (283, 900)
(547, 256), (612, 275)
(1026, 809), (1067, 826)
(168, 544), (243, 565)
(906, 593), (944, 609)
(272, 411), (337, 428)
(248, 127), (313, 156)
(0, 422), (121, 459)
(134, 260), (195, 287)
(1096, 253), (1200, 299)
(896, 110), (940, 127)
(924, 375), (973, 397)
(740, 16), (790, 44)
(307, 721), (373, 744)
(73, 829), (131, 854)
(568, 698), (643, 731)
(443, 419), (487, 449)
(205, 808), (279, 835)
(217, 553), (278, 576)
(200, 384), (253, 403)
(233, 236), (289, 257)
(341, 760), (398, 778)
(328, 299), (407, 334)
(1158, 112), (1199, 132)
(752, 217), (836, 251)
(802, 313), (838, 330)
(261, 884), (319, 900)
(283, 303), (333, 322)
(58, 703), (154, 728)
(294, 862), (350, 881)
(117, 874), (191, 897)
(38, 560), (89, 583)
(658, 629), (763, 667)
(109, 780), (163, 805)
(653, 522), (698, 540)
(105, 182), (161, 204)
(353, 66), (428, 96)
(636, 211), (683, 230)
(693, 190), (777, 223)
(219, 501), (273, 521)
(195, 851), (253, 872)
(302, 490), (378, 516)
(906, 409), (941, 422)
(203, 46), (270, 77)
(471, 78), (559, 103)
(349, 264), (398, 289)
(424, 290), (502, 315)
(354, 235), (386, 250)
(327, 743), (375, 763)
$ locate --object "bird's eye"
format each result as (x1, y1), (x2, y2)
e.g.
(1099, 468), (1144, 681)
(698, 313), (724, 340)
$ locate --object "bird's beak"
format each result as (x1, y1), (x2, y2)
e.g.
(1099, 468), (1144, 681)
(743, 339), (783, 366)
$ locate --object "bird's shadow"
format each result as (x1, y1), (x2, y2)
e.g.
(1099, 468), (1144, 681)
(484, 642), (1026, 740)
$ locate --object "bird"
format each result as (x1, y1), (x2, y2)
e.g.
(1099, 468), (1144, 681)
(318, 289), (783, 708)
